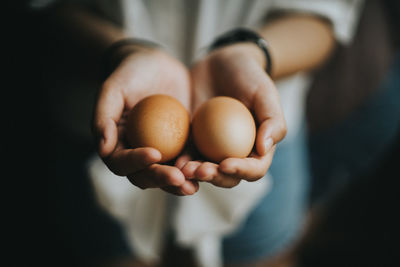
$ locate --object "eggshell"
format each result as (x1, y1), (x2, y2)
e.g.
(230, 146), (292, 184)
(126, 94), (190, 163)
(192, 96), (256, 163)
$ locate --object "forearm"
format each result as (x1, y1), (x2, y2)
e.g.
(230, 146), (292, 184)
(48, 3), (125, 58)
(259, 13), (335, 79)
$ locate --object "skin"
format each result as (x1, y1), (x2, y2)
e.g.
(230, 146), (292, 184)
(94, 48), (198, 196)
(176, 43), (283, 188)
(51, 6), (335, 193)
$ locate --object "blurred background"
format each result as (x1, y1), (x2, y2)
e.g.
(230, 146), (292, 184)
(7, 0), (399, 266)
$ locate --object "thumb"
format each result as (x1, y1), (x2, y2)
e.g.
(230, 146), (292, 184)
(255, 117), (287, 156)
(92, 84), (124, 157)
(252, 79), (287, 156)
(93, 117), (119, 158)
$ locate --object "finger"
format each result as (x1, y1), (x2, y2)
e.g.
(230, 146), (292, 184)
(194, 162), (219, 182)
(105, 147), (162, 176)
(93, 83), (125, 157)
(185, 180), (200, 194)
(193, 162), (241, 188)
(252, 78), (287, 155)
(181, 161), (202, 179)
(161, 186), (185, 196)
(218, 146), (276, 181)
(255, 118), (285, 156)
(209, 173), (241, 188)
(162, 180), (200, 196)
(175, 154), (193, 169)
(127, 164), (186, 189)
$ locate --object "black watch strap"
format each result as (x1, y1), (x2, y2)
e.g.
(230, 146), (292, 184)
(209, 28), (272, 75)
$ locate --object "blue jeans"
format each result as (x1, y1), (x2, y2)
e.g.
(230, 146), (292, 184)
(309, 52), (400, 204)
(223, 124), (310, 263)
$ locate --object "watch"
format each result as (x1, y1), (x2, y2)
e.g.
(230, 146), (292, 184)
(209, 28), (272, 75)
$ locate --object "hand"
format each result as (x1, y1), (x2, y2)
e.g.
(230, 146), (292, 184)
(93, 46), (198, 195)
(177, 43), (287, 188)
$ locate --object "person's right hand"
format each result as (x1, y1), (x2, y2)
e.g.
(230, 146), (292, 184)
(93, 46), (198, 196)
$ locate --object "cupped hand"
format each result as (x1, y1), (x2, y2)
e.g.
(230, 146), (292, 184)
(93, 47), (198, 195)
(177, 43), (287, 188)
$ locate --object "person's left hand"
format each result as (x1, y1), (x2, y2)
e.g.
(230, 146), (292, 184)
(175, 43), (287, 188)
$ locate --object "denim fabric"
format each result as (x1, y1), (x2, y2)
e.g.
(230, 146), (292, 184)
(223, 124), (310, 263)
(309, 52), (400, 204)
(222, 52), (400, 263)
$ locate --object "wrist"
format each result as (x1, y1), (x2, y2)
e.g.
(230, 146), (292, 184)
(101, 38), (161, 80)
(208, 28), (272, 75)
(214, 43), (267, 69)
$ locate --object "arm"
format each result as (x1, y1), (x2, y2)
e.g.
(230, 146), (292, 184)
(48, 3), (125, 57)
(48, 4), (197, 195)
(261, 13), (335, 79)
(243, 13), (336, 80)
(179, 13), (335, 187)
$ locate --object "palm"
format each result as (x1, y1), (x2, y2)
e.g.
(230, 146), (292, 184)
(108, 50), (191, 150)
(191, 50), (263, 112)
(94, 49), (196, 196)
(177, 45), (285, 188)
(112, 50), (191, 112)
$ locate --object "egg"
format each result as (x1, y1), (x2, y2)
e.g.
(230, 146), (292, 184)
(192, 96), (256, 163)
(126, 94), (190, 163)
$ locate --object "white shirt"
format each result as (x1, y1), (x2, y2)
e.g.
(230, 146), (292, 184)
(31, 0), (363, 140)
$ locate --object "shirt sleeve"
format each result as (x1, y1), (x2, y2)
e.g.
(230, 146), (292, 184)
(29, 0), (59, 9)
(270, 0), (365, 45)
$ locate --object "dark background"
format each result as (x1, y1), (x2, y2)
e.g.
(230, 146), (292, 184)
(6, 1), (400, 266)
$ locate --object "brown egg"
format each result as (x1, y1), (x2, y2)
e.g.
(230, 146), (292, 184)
(192, 96), (256, 163)
(126, 94), (190, 163)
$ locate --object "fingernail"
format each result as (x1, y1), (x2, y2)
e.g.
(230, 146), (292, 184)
(264, 138), (273, 153)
